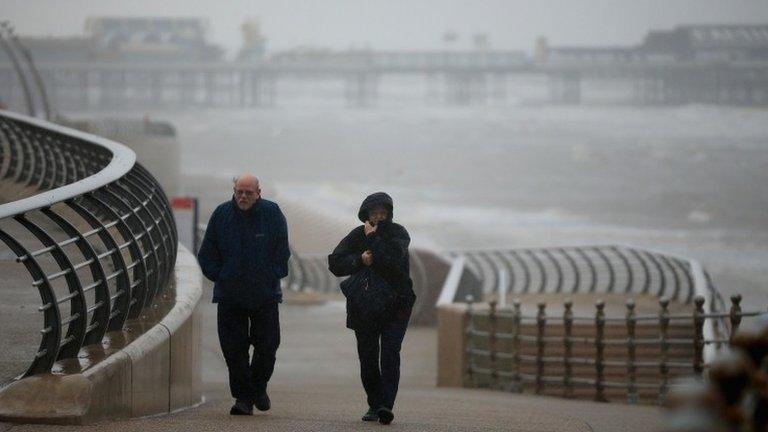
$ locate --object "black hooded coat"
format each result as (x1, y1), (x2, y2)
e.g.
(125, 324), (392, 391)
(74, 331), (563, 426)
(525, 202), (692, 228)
(328, 192), (416, 330)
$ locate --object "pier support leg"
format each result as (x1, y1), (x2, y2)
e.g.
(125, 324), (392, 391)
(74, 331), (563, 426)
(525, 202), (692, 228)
(549, 72), (581, 104)
(345, 73), (378, 108)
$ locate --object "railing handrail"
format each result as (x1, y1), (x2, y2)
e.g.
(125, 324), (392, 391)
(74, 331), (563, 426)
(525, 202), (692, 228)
(443, 243), (743, 404)
(436, 255), (466, 307)
(455, 244), (725, 361)
(447, 243), (709, 271)
(0, 110), (176, 380)
(467, 308), (767, 323)
(0, 109), (136, 219)
(447, 243), (722, 306)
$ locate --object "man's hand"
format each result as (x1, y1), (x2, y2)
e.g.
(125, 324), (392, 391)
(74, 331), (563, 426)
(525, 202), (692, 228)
(364, 221), (378, 237)
(361, 250), (373, 266)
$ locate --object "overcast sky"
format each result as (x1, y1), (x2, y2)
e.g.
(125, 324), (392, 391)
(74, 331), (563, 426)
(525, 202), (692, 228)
(2, 0), (768, 55)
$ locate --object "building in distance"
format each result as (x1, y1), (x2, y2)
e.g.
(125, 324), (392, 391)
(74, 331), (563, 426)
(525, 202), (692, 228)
(84, 17), (224, 62)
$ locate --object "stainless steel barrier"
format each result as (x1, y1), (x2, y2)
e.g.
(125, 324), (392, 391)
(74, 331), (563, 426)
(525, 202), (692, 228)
(447, 245), (727, 357)
(443, 245), (766, 404)
(446, 245), (723, 307)
(463, 294), (766, 405)
(0, 109), (177, 378)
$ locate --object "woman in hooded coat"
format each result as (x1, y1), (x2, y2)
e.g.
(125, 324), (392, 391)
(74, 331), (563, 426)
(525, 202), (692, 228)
(328, 192), (416, 425)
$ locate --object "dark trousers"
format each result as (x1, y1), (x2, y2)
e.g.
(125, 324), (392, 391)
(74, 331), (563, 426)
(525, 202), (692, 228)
(217, 300), (280, 404)
(354, 307), (411, 410)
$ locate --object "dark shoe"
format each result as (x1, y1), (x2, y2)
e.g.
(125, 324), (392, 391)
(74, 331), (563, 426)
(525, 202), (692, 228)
(362, 408), (379, 422)
(229, 400), (253, 415)
(377, 407), (394, 425)
(255, 391), (271, 411)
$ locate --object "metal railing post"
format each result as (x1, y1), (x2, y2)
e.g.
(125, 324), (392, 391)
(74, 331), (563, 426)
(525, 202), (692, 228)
(489, 300), (499, 389)
(594, 299), (607, 402)
(41, 206), (111, 345)
(658, 297), (670, 405)
(512, 298), (522, 393)
(693, 295), (706, 376)
(465, 294), (477, 387)
(563, 299), (574, 398)
(730, 294), (742, 342)
(626, 298), (637, 404)
(0, 228), (61, 375)
(536, 301), (546, 394)
(13, 213), (87, 360)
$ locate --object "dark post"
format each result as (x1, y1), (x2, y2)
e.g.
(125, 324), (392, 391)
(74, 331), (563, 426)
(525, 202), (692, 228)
(658, 297), (670, 405)
(730, 294), (742, 342)
(626, 299), (637, 404)
(693, 296), (706, 376)
(489, 300), (499, 389)
(536, 302), (546, 394)
(595, 300), (607, 402)
(466, 294), (476, 386)
(512, 298), (522, 392)
(563, 299), (574, 398)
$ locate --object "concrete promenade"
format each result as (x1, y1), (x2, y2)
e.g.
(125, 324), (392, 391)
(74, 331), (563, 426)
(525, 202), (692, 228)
(1, 284), (664, 432)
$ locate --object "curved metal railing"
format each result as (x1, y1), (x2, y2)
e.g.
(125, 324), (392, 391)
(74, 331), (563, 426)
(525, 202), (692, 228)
(447, 244), (728, 354)
(284, 252), (341, 294)
(0, 109), (177, 378)
(462, 294), (766, 404)
(446, 245), (724, 308)
(443, 245), (766, 404)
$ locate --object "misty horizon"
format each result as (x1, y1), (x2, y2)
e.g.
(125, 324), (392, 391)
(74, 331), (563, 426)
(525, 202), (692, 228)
(2, 0), (768, 56)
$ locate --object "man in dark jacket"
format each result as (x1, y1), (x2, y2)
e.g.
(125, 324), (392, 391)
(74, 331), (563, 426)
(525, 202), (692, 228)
(197, 174), (290, 416)
(328, 192), (416, 425)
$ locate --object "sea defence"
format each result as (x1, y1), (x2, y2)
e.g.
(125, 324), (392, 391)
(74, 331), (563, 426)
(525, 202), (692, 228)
(0, 246), (202, 424)
(0, 110), (202, 424)
(435, 246), (766, 405)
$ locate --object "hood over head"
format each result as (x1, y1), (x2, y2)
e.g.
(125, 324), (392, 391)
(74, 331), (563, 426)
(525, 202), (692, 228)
(358, 192), (394, 222)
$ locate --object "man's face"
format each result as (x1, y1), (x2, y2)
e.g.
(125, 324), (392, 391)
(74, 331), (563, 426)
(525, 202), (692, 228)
(368, 206), (388, 225)
(234, 179), (261, 210)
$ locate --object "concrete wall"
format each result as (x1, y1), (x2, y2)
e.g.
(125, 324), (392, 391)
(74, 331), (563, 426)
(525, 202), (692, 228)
(412, 252), (482, 327)
(437, 303), (469, 388)
(0, 244), (202, 424)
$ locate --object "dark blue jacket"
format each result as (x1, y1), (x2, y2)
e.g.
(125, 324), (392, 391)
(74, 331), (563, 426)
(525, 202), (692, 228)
(197, 198), (290, 306)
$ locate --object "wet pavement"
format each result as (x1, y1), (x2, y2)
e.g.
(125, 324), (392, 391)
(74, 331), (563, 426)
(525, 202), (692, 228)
(1, 285), (664, 431)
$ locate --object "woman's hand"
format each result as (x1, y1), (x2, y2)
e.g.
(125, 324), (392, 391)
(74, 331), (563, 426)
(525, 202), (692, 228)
(361, 250), (373, 266)
(364, 221), (378, 237)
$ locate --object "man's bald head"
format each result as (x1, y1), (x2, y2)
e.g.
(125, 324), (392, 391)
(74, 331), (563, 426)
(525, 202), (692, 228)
(233, 173), (261, 210)
(235, 174), (259, 189)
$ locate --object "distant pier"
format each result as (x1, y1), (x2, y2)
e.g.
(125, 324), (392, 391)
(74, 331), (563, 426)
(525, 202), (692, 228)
(2, 23), (767, 109)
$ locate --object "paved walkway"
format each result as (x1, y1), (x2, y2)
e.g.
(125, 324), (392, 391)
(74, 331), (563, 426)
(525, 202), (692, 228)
(0, 286), (664, 432)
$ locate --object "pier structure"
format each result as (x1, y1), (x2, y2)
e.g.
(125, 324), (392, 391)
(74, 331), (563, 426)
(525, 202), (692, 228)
(2, 21), (768, 109)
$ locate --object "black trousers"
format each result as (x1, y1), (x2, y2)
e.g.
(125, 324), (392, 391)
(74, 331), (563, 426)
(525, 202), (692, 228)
(354, 306), (412, 410)
(217, 300), (280, 404)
